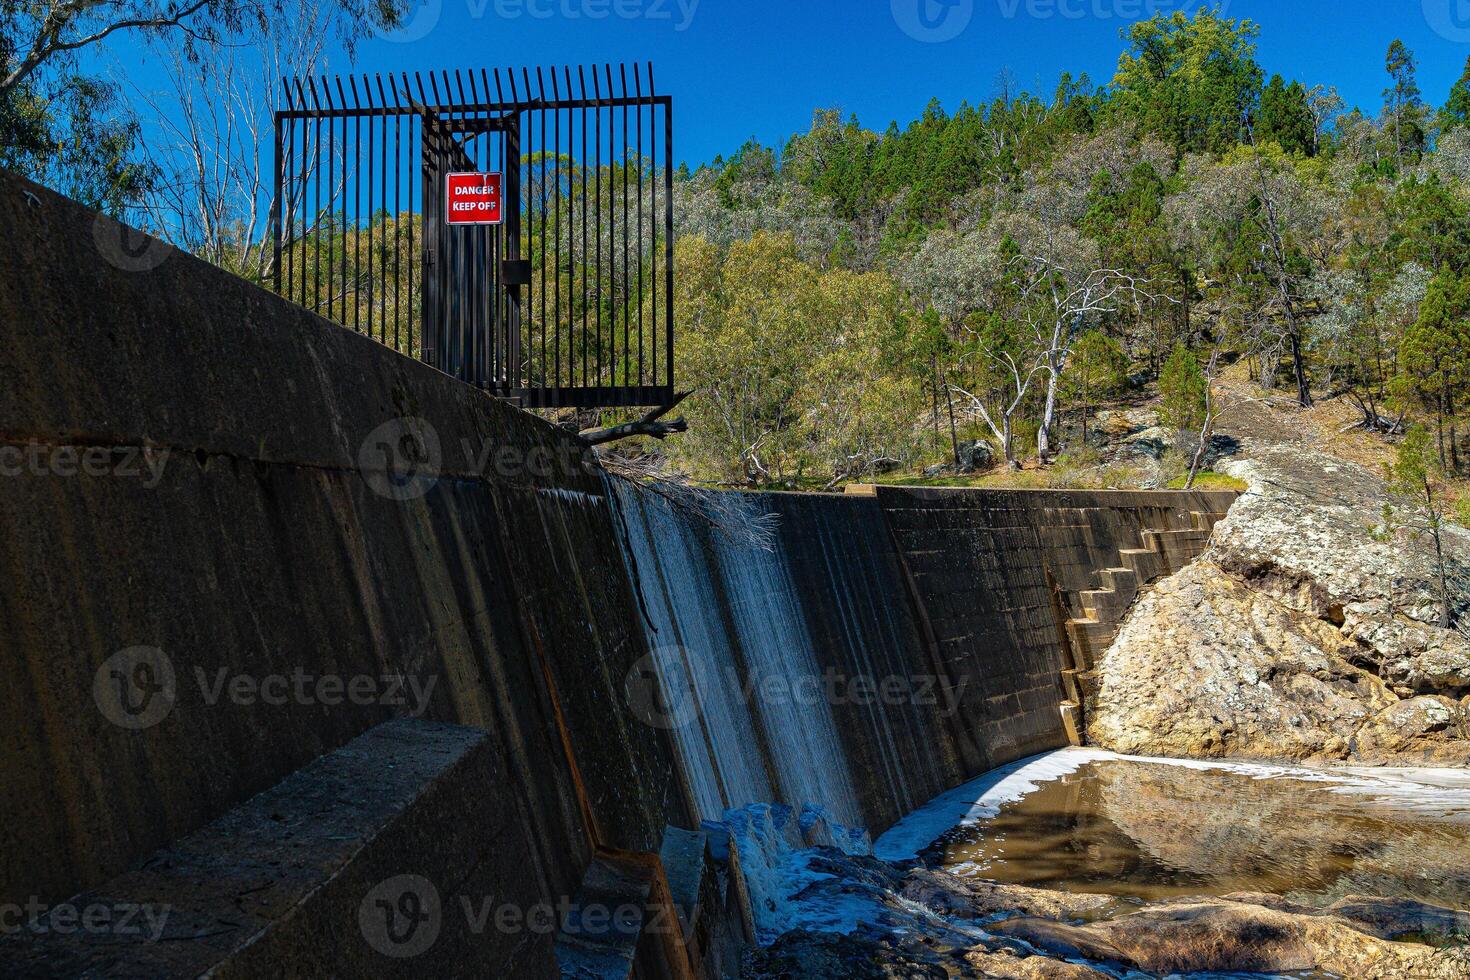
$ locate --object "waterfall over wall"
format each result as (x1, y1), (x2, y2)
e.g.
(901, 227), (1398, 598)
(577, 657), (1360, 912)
(607, 478), (862, 826)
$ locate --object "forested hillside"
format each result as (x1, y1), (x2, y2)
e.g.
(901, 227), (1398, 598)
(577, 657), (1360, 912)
(662, 8), (1470, 492)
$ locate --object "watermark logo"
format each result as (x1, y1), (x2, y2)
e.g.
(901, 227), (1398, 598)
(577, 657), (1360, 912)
(1000, 0), (1227, 17)
(486, 0), (700, 29)
(892, 0), (974, 42)
(1426, 0), (1470, 42)
(92, 214), (173, 273)
(623, 649), (971, 731)
(624, 651), (701, 731)
(93, 647), (177, 731)
(372, 0), (698, 42)
(357, 416), (602, 501)
(0, 898), (171, 942)
(359, 418), (442, 502)
(93, 646), (439, 728)
(0, 442), (169, 486)
(356, 874), (672, 959)
(359, 875), (443, 958)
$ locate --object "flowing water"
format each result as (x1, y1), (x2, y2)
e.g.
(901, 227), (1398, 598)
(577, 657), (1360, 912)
(606, 478), (862, 826)
(926, 755), (1470, 911)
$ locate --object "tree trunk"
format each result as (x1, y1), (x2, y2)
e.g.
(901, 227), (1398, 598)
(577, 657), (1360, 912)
(1289, 327), (1312, 408)
(1438, 397), (1448, 471)
(1037, 370), (1060, 461)
(1003, 416), (1019, 470)
(930, 357), (941, 459)
(942, 374), (961, 469)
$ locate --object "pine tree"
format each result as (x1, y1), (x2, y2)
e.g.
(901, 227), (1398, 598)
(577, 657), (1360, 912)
(1160, 343), (1208, 432)
(1399, 268), (1470, 470)
(1384, 40), (1426, 163)
(1442, 56), (1470, 133)
(1258, 75), (1315, 155)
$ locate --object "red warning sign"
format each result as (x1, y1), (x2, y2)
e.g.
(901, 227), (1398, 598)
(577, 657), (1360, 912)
(445, 172), (503, 225)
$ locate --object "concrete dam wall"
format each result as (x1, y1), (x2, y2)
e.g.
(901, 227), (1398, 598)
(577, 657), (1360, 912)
(0, 174), (1236, 976)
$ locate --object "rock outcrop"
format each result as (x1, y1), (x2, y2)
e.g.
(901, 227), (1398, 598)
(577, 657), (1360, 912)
(991, 895), (1468, 978)
(1088, 431), (1470, 766)
(739, 842), (1470, 978)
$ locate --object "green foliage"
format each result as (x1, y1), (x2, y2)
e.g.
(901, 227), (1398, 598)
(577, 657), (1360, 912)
(1159, 343), (1208, 432)
(670, 232), (922, 486)
(1441, 57), (1470, 133)
(0, 65), (154, 215)
(1258, 75), (1315, 155)
(1383, 39), (1427, 162)
(1387, 425), (1440, 498)
(1064, 330), (1129, 405)
(1107, 7), (1263, 154)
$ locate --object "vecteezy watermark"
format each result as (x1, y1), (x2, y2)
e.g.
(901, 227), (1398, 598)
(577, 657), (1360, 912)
(93, 647), (440, 730)
(994, 0), (1226, 19)
(623, 650), (971, 731)
(359, 418), (443, 502)
(93, 647), (178, 731)
(0, 441), (169, 487)
(358, 874), (675, 959)
(894, 0), (1225, 40)
(892, 0), (974, 42)
(373, 0), (699, 43)
(360, 875), (443, 959)
(0, 898), (171, 943)
(357, 416), (599, 501)
(1425, 0), (1470, 42)
(92, 213), (174, 273)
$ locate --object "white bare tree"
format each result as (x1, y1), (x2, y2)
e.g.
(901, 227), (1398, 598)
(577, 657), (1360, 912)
(132, 0), (330, 283)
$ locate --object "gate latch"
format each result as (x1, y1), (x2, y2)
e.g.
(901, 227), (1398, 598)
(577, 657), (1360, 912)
(501, 259), (532, 287)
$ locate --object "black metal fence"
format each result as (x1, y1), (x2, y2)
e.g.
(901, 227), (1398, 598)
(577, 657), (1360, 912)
(272, 63), (674, 409)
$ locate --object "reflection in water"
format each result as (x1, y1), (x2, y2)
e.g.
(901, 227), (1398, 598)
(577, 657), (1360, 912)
(933, 759), (1470, 910)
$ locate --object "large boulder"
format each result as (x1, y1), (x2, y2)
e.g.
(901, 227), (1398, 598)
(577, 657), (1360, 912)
(957, 440), (995, 474)
(1087, 559), (1398, 761)
(1089, 431), (1470, 767)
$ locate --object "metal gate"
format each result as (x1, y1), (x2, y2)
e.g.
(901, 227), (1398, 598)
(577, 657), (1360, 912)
(272, 63), (674, 409)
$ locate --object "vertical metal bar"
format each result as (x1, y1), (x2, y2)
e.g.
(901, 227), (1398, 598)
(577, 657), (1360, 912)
(507, 115), (523, 391)
(378, 76), (389, 343)
(324, 78), (335, 322)
(554, 68), (563, 392)
(405, 73), (417, 359)
(620, 64), (630, 388)
(634, 67), (644, 386)
(311, 85), (322, 312)
(350, 77), (362, 333)
(293, 78), (308, 309)
(365, 77), (375, 339)
(593, 68), (602, 389)
(336, 79), (349, 328)
(648, 80), (658, 386)
(539, 67), (548, 391)
(579, 66), (588, 389)
(664, 94), (675, 393)
(394, 108), (403, 351)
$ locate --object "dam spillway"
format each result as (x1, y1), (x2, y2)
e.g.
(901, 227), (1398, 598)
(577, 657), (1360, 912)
(0, 173), (1239, 976)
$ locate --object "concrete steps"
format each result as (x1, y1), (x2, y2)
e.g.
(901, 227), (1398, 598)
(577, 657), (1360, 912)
(1059, 509), (1227, 745)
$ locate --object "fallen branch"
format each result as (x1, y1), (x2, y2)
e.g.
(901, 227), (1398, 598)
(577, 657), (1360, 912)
(578, 392), (692, 446)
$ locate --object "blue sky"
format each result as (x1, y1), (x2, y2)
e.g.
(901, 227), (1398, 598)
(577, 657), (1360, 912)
(115, 0), (1470, 167)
